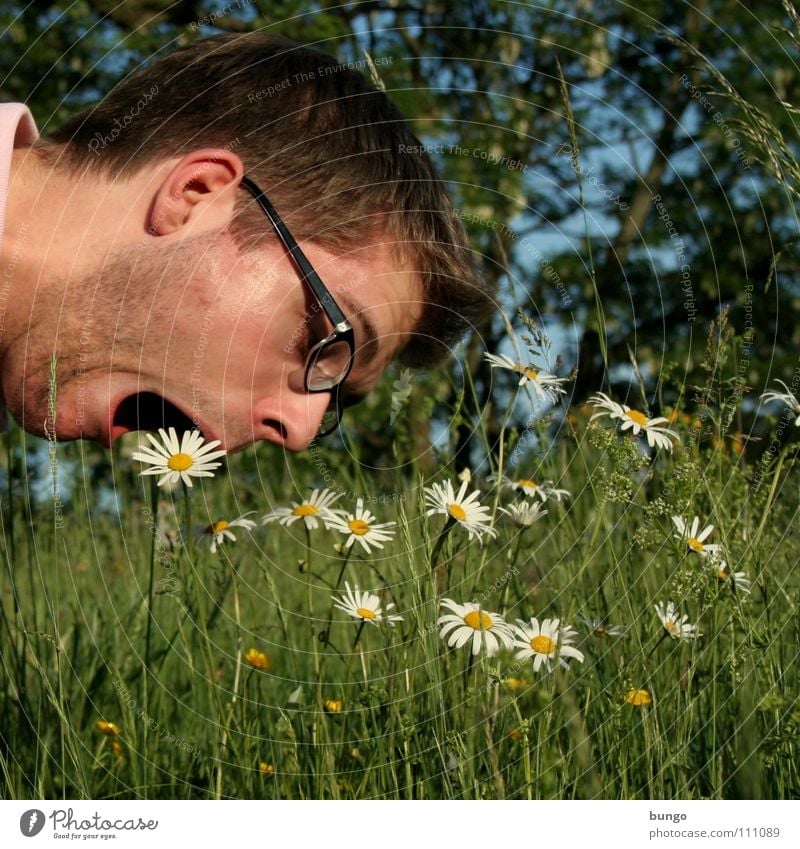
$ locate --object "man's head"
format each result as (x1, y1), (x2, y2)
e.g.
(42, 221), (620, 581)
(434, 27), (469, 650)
(3, 33), (492, 452)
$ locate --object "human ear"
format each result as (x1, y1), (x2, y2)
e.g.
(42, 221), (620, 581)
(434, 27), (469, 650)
(147, 148), (245, 236)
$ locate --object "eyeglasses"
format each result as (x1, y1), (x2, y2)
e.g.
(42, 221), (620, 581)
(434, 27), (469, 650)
(239, 175), (355, 438)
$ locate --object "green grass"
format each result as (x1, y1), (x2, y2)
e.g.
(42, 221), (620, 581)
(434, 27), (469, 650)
(1, 381), (799, 800)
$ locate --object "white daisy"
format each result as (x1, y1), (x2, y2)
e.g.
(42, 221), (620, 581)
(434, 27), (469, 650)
(331, 582), (403, 626)
(437, 599), (514, 656)
(499, 500), (548, 528)
(492, 474), (570, 503)
(671, 515), (723, 558)
(262, 488), (343, 530)
(759, 379), (800, 425)
(328, 498), (397, 553)
(588, 391), (679, 451)
(655, 601), (699, 641)
(582, 617), (628, 638)
(196, 514), (257, 554)
(710, 557), (751, 594)
(511, 617), (585, 672)
(131, 428), (226, 487)
(484, 352), (568, 402)
(424, 479), (497, 542)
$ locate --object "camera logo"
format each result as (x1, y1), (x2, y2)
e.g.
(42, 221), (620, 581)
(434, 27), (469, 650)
(19, 809), (46, 837)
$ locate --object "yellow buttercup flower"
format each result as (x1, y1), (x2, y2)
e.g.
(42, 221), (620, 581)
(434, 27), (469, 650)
(96, 720), (122, 736)
(625, 689), (652, 706)
(244, 648), (271, 670)
(323, 698), (344, 714)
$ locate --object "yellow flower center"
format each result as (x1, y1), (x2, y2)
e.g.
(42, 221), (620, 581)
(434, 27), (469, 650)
(717, 567), (728, 581)
(463, 610), (492, 630)
(687, 538), (704, 553)
(664, 620), (680, 636)
(356, 607), (377, 620)
(209, 520), (230, 534)
(167, 452), (193, 471)
(523, 367), (539, 380)
(530, 635), (556, 654)
(292, 504), (319, 517)
(516, 478), (537, 489)
(624, 409), (648, 427)
(448, 503), (467, 521)
(348, 519), (370, 535)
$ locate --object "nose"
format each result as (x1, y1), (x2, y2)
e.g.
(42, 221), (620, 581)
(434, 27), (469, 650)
(252, 390), (331, 451)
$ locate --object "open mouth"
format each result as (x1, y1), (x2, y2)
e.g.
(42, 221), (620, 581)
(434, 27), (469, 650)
(112, 392), (198, 437)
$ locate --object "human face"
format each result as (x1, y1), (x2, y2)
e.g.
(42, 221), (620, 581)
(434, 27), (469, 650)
(7, 228), (420, 453)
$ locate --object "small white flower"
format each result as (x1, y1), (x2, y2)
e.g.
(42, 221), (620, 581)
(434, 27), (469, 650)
(710, 557), (751, 594)
(491, 473), (570, 503)
(131, 428), (226, 487)
(424, 479), (496, 542)
(671, 515), (723, 558)
(759, 379), (800, 425)
(438, 599), (514, 656)
(196, 514), (257, 554)
(499, 500), (548, 528)
(262, 488), (343, 530)
(588, 391), (679, 451)
(655, 601), (699, 641)
(332, 582), (403, 626)
(328, 498), (397, 553)
(484, 353), (568, 403)
(512, 617), (585, 672)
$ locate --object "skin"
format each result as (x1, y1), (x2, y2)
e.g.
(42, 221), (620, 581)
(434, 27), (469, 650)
(0, 146), (421, 452)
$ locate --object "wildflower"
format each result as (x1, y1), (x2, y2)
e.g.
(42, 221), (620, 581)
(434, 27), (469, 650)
(96, 720), (122, 736)
(711, 557), (751, 594)
(625, 688), (652, 706)
(582, 617), (628, 638)
(328, 498), (397, 553)
(511, 617), (585, 672)
(437, 599), (514, 657)
(588, 392), (678, 451)
(131, 428), (226, 487)
(671, 515), (723, 558)
(424, 478), (496, 542)
(323, 698), (344, 713)
(197, 514), (257, 554)
(504, 676), (526, 691)
(259, 762), (274, 776)
(262, 488), (342, 531)
(244, 648), (271, 670)
(499, 500), (548, 528)
(759, 379), (800, 425)
(508, 727), (525, 741)
(331, 582), (403, 627)
(110, 739), (124, 758)
(655, 601), (698, 641)
(492, 474), (570, 503)
(484, 353), (568, 402)
(390, 368), (413, 424)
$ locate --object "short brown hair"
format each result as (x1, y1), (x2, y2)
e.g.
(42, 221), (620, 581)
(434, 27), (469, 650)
(44, 33), (494, 366)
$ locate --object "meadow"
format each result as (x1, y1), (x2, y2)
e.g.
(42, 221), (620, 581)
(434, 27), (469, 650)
(0, 317), (798, 801)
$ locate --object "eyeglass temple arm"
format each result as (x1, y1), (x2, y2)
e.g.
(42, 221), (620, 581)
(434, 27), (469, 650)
(239, 176), (351, 330)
